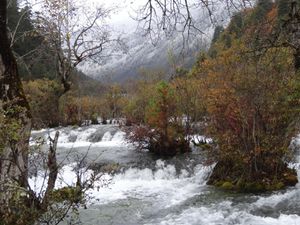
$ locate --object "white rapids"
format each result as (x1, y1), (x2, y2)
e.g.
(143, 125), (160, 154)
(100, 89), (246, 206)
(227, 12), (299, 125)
(29, 125), (300, 225)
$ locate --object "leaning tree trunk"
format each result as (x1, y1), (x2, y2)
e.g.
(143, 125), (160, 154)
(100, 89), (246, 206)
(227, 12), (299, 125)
(0, 0), (32, 212)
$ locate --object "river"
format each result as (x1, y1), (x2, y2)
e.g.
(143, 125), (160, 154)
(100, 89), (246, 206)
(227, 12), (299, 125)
(30, 124), (300, 225)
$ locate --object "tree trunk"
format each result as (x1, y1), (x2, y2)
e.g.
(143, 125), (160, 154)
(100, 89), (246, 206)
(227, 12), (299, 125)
(0, 0), (32, 211)
(294, 48), (300, 71)
(42, 131), (59, 209)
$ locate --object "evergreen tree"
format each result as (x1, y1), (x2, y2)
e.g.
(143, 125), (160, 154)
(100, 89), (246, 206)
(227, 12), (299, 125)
(7, 0), (19, 29)
(7, 0), (57, 80)
(227, 12), (243, 37)
(211, 25), (224, 44)
(251, 0), (273, 22)
(277, 0), (290, 18)
(276, 0), (300, 19)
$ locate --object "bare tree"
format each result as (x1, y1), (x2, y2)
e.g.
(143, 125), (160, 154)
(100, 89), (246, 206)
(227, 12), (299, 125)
(36, 0), (121, 94)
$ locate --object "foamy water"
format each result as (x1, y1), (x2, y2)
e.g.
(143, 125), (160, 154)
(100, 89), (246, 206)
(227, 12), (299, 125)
(30, 125), (127, 148)
(30, 125), (300, 225)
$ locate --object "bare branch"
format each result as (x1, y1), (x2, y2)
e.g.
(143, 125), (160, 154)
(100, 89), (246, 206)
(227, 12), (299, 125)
(135, 0), (252, 44)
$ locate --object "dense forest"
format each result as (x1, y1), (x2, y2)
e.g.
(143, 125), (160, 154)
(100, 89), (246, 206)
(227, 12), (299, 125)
(1, 0), (300, 224)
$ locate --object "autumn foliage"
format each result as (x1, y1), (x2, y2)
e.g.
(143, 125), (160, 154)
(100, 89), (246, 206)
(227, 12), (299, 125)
(195, 2), (300, 191)
(126, 81), (192, 156)
(125, 0), (300, 190)
(199, 43), (299, 190)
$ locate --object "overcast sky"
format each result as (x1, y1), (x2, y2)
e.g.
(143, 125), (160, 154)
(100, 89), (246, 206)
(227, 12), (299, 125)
(27, 0), (143, 34)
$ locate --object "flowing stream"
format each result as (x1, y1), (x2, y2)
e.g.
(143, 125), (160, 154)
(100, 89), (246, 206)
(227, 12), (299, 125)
(30, 125), (300, 225)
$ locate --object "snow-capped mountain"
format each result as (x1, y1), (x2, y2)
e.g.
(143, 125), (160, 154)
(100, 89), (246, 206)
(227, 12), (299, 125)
(79, 0), (232, 83)
(83, 31), (210, 83)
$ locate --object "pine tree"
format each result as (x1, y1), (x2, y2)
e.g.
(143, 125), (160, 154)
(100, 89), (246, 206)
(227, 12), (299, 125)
(7, 0), (57, 80)
(251, 0), (273, 22)
(211, 25), (224, 44)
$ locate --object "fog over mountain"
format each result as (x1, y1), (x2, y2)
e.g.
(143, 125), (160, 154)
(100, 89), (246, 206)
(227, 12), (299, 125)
(73, 0), (234, 82)
(82, 32), (210, 83)
(80, 1), (223, 83)
(29, 0), (231, 83)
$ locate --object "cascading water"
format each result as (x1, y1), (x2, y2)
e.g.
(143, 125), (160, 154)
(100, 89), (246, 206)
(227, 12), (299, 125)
(30, 125), (300, 225)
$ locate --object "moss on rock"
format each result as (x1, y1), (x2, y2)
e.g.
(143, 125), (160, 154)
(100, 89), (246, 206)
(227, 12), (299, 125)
(221, 181), (234, 190)
(207, 159), (298, 193)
